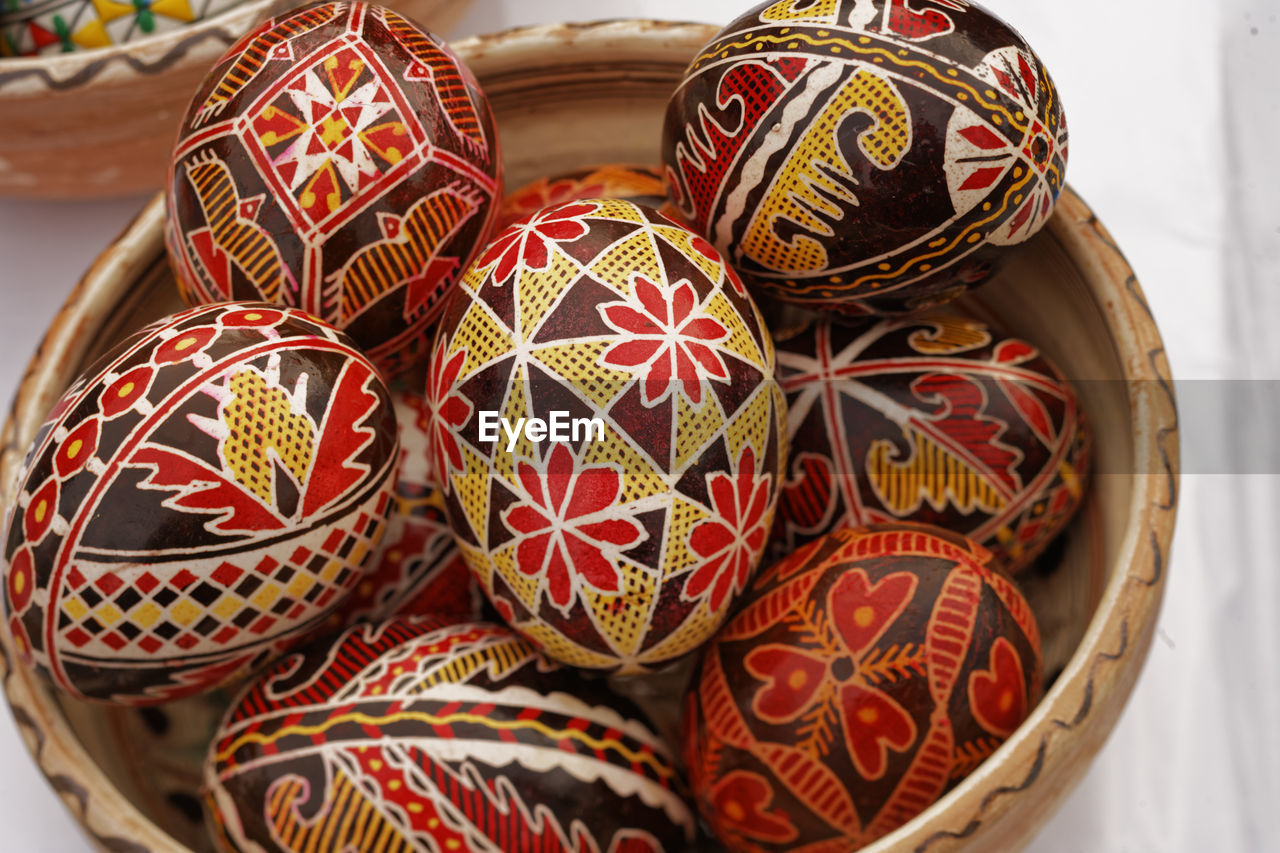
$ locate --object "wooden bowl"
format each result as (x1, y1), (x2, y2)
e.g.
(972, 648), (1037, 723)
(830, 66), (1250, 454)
(0, 19), (1178, 853)
(0, 0), (472, 200)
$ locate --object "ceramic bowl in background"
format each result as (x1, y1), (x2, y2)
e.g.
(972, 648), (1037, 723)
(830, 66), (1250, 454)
(0, 0), (472, 199)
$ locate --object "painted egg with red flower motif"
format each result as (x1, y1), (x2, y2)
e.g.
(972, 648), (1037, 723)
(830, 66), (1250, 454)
(683, 524), (1043, 850)
(1, 302), (398, 704)
(771, 312), (1089, 573)
(662, 0), (1067, 314)
(498, 163), (673, 230)
(205, 617), (697, 852)
(426, 198), (786, 674)
(165, 1), (502, 377)
(327, 389), (482, 628)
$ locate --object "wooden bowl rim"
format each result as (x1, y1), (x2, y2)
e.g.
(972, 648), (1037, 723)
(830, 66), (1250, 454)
(0, 19), (1179, 852)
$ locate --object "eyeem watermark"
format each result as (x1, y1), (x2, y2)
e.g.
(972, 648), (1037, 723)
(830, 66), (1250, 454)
(478, 411), (606, 451)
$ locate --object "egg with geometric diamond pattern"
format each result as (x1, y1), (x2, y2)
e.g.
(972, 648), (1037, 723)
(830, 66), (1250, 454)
(1, 302), (398, 705)
(426, 198), (787, 674)
(165, 0), (502, 377)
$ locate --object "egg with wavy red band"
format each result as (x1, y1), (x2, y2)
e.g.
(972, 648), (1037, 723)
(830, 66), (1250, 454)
(205, 617), (696, 852)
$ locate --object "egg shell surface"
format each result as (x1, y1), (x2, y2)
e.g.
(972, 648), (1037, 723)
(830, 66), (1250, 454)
(2, 302), (398, 704)
(205, 617), (697, 852)
(165, 0), (502, 376)
(662, 0), (1067, 314)
(683, 524), (1043, 850)
(498, 163), (671, 230)
(327, 388), (482, 628)
(426, 198), (786, 674)
(771, 311), (1089, 572)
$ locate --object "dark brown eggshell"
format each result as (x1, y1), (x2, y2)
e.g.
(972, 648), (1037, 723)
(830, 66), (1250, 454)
(683, 524), (1043, 850)
(662, 0), (1067, 314)
(771, 311), (1089, 573)
(165, 1), (502, 376)
(205, 617), (697, 851)
(2, 302), (398, 704)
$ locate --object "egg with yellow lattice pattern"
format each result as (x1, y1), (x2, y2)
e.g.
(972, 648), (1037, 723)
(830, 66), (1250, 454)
(1, 302), (397, 705)
(425, 198), (787, 673)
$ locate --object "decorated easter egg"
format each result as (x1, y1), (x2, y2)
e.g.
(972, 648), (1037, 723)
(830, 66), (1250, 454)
(205, 617), (697, 851)
(0, 0), (245, 57)
(498, 163), (670, 229)
(683, 524), (1043, 850)
(662, 0), (1067, 314)
(426, 198), (786, 674)
(1, 302), (398, 704)
(771, 312), (1088, 572)
(165, 1), (501, 376)
(328, 388), (481, 627)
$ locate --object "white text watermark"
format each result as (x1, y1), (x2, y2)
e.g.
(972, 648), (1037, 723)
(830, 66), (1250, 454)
(478, 411), (606, 451)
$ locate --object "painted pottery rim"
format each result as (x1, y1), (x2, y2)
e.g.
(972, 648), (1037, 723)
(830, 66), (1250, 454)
(0, 20), (1179, 853)
(0, 0), (287, 95)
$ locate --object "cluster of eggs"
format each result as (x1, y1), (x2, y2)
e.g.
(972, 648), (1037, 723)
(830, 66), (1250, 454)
(2, 1), (1087, 851)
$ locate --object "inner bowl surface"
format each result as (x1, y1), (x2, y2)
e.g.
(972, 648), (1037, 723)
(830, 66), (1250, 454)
(0, 19), (1177, 853)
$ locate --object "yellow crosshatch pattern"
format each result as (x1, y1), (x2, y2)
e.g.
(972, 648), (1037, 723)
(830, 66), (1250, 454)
(682, 19), (1061, 297)
(442, 201), (783, 673)
(221, 368), (316, 505)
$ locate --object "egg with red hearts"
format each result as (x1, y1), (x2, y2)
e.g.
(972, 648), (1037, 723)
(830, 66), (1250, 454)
(683, 524), (1043, 850)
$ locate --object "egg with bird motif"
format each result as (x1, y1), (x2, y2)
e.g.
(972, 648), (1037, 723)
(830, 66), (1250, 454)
(1, 302), (398, 704)
(165, 0), (502, 376)
(662, 0), (1067, 314)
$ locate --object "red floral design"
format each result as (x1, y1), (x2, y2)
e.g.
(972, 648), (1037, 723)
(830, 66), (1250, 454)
(424, 340), (472, 490)
(474, 201), (594, 285)
(685, 446), (772, 611)
(502, 443), (644, 614)
(599, 274), (729, 406)
(744, 568), (921, 780)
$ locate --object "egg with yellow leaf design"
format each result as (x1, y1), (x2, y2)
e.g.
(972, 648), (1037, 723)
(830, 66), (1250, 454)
(1, 302), (397, 704)
(662, 0), (1068, 314)
(425, 198), (786, 674)
(770, 311), (1089, 573)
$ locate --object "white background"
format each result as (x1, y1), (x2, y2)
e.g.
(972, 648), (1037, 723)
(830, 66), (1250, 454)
(0, 0), (1276, 849)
